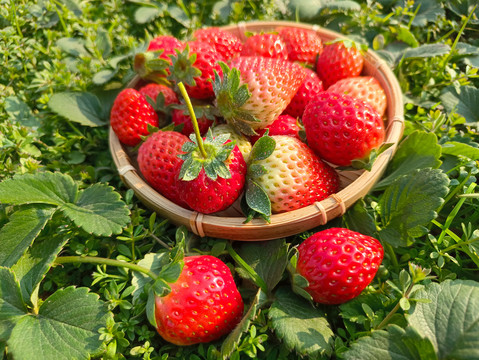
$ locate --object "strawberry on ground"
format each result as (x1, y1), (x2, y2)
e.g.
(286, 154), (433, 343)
(240, 33), (288, 60)
(110, 88), (159, 146)
(155, 255), (244, 345)
(214, 57), (306, 135)
(277, 27), (323, 65)
(296, 228), (384, 305)
(316, 40), (364, 88)
(137, 130), (190, 209)
(193, 27), (243, 60)
(248, 135), (339, 214)
(283, 67), (324, 119)
(326, 76), (387, 117)
(249, 114), (302, 145)
(302, 91), (385, 167)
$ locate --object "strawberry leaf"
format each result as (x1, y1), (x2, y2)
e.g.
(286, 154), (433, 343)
(134, 51), (170, 83)
(268, 286), (334, 358)
(0, 267), (27, 342)
(131, 253), (171, 305)
(440, 85), (479, 124)
(248, 133), (276, 163)
(244, 179), (272, 221)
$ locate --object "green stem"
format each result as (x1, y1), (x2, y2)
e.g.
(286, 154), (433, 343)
(376, 281), (414, 330)
(54, 256), (158, 280)
(177, 82), (208, 158)
(383, 242), (399, 269)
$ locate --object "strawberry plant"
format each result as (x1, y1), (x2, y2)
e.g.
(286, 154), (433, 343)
(1, 0), (479, 360)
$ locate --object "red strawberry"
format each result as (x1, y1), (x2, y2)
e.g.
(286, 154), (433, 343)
(316, 40), (364, 88)
(240, 33), (288, 60)
(278, 27), (323, 64)
(147, 35), (185, 61)
(193, 27), (243, 60)
(155, 255), (244, 345)
(214, 57), (306, 135)
(171, 104), (215, 136)
(283, 67), (324, 119)
(139, 83), (179, 106)
(296, 228), (384, 305)
(302, 91), (385, 167)
(249, 135), (339, 214)
(110, 88), (159, 146)
(249, 114), (302, 145)
(137, 130), (190, 209)
(326, 76), (387, 117)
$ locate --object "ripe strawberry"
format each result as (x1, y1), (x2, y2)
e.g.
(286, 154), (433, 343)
(302, 91), (385, 166)
(250, 135), (339, 213)
(278, 27), (323, 64)
(193, 27), (243, 60)
(249, 114), (302, 145)
(296, 228), (384, 305)
(240, 33), (288, 60)
(211, 123), (252, 161)
(171, 104), (215, 136)
(147, 35), (185, 60)
(155, 255), (244, 345)
(316, 40), (364, 88)
(137, 130), (190, 209)
(110, 88), (159, 146)
(283, 68), (324, 119)
(214, 57), (306, 135)
(138, 83), (179, 107)
(326, 76), (387, 117)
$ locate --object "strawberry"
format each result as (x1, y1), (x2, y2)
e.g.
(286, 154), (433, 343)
(326, 76), (387, 117)
(147, 35), (185, 60)
(248, 135), (339, 214)
(278, 27), (323, 64)
(249, 114), (302, 145)
(155, 255), (244, 345)
(171, 103), (215, 136)
(240, 33), (288, 60)
(110, 88), (159, 146)
(175, 82), (247, 214)
(211, 123), (252, 161)
(316, 40), (364, 88)
(283, 67), (324, 119)
(213, 57), (306, 135)
(138, 83), (179, 108)
(296, 228), (384, 305)
(193, 27), (243, 60)
(302, 91), (385, 167)
(137, 130), (190, 209)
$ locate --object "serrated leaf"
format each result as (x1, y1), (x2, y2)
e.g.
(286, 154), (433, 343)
(0, 172), (77, 206)
(60, 183), (130, 236)
(92, 69), (117, 85)
(287, 0), (323, 19)
(12, 235), (68, 306)
(56, 37), (89, 56)
(221, 288), (266, 359)
(95, 27), (112, 58)
(446, 0), (479, 25)
(0, 205), (56, 268)
(245, 180), (271, 218)
(378, 168), (449, 247)
(48, 92), (106, 127)
(268, 287), (334, 358)
(131, 253), (171, 304)
(343, 199), (377, 237)
(396, 26), (419, 47)
(403, 44), (451, 59)
(0, 267), (27, 341)
(408, 0), (445, 27)
(441, 141), (479, 160)
(7, 287), (110, 360)
(375, 131), (442, 190)
(249, 135), (276, 162)
(134, 6), (162, 24)
(456, 43), (479, 68)
(343, 324), (438, 360)
(237, 239), (289, 292)
(167, 4), (190, 27)
(408, 280), (479, 359)
(4, 96), (42, 129)
(440, 85), (479, 124)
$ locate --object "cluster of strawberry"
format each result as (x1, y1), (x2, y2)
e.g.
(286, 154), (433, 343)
(110, 26), (387, 219)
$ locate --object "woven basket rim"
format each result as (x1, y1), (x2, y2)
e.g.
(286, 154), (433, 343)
(109, 20), (404, 241)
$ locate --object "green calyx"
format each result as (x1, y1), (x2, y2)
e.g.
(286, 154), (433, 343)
(213, 61), (260, 136)
(177, 82), (236, 182)
(133, 50), (171, 85)
(168, 45), (202, 88)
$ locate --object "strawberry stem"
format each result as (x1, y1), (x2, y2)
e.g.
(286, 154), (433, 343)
(177, 81), (207, 159)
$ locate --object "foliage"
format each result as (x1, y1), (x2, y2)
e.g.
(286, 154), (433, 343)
(1, 0), (479, 359)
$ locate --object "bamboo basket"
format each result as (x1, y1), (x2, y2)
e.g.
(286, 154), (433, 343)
(109, 20), (404, 241)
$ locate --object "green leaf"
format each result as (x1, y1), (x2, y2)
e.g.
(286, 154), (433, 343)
(456, 43), (479, 68)
(378, 168), (449, 247)
(56, 37), (90, 57)
(441, 141), (479, 160)
(408, 280), (479, 359)
(60, 183), (130, 236)
(403, 44), (451, 59)
(92, 69), (117, 85)
(95, 27), (112, 58)
(249, 135), (276, 163)
(343, 200), (377, 237)
(237, 239), (289, 292)
(6, 287), (110, 360)
(4, 96), (42, 130)
(0, 205), (56, 268)
(0, 267), (27, 342)
(134, 5), (163, 24)
(245, 180), (272, 218)
(131, 253), (171, 304)
(396, 26), (419, 48)
(12, 235), (68, 306)
(0, 172), (77, 206)
(375, 131), (442, 190)
(167, 4), (190, 27)
(409, 0), (445, 27)
(446, 0), (479, 25)
(48, 92), (107, 127)
(343, 324), (438, 360)
(268, 287), (334, 358)
(440, 85), (479, 124)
